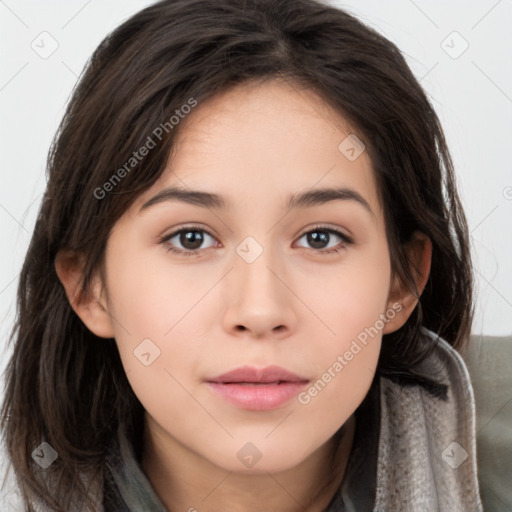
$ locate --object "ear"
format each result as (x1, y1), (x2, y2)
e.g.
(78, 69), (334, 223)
(54, 250), (115, 338)
(383, 231), (432, 334)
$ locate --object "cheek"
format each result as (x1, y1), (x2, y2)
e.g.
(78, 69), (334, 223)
(294, 242), (390, 419)
(102, 243), (214, 403)
(105, 241), (190, 338)
(298, 333), (382, 422)
(104, 261), (200, 423)
(294, 299), (384, 439)
(298, 237), (391, 343)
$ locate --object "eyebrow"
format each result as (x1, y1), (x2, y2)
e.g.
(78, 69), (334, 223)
(140, 186), (375, 218)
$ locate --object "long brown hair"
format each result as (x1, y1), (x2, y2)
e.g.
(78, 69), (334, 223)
(1, 0), (473, 510)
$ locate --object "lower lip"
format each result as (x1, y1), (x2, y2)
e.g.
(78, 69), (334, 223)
(206, 381), (309, 410)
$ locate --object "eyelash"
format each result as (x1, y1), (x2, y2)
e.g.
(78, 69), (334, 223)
(159, 224), (353, 258)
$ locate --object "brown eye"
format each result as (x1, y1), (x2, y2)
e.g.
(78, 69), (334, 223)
(160, 227), (218, 256)
(295, 226), (353, 254)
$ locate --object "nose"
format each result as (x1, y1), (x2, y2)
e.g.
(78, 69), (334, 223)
(221, 242), (298, 340)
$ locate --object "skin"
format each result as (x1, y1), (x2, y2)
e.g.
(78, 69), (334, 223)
(56, 78), (431, 512)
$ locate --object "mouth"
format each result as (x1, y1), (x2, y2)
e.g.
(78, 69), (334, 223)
(207, 364), (309, 384)
(205, 365), (310, 410)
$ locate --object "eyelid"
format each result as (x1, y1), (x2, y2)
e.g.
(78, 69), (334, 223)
(160, 223), (217, 239)
(296, 223), (353, 243)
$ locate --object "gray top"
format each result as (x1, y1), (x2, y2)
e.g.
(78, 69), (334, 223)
(100, 328), (483, 511)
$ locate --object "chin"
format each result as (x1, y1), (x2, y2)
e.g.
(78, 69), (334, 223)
(205, 439), (319, 475)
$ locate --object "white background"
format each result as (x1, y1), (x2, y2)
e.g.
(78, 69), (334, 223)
(1, 0), (511, 508)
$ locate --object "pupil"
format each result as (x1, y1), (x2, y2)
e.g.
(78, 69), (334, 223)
(308, 231), (328, 249)
(182, 230), (203, 249)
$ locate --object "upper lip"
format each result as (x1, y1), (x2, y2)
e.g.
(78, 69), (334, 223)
(206, 365), (309, 384)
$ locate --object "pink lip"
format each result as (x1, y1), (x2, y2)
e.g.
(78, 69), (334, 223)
(206, 365), (309, 411)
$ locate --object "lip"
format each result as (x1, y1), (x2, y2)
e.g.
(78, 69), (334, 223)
(205, 365), (309, 411)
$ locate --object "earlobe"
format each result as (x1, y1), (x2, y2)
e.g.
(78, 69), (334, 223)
(54, 250), (115, 339)
(383, 232), (432, 334)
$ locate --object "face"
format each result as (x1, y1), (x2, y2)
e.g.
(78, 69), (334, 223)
(98, 79), (396, 473)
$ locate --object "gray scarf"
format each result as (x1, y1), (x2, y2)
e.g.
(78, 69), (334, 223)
(372, 330), (483, 511)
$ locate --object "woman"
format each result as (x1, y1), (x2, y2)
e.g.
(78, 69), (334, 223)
(1, 0), (482, 510)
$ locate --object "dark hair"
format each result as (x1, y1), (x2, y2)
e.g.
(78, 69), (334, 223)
(1, 0), (473, 510)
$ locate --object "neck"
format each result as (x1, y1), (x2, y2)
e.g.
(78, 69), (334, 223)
(141, 414), (356, 512)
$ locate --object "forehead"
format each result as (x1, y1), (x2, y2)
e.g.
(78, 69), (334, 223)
(137, 79), (382, 219)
